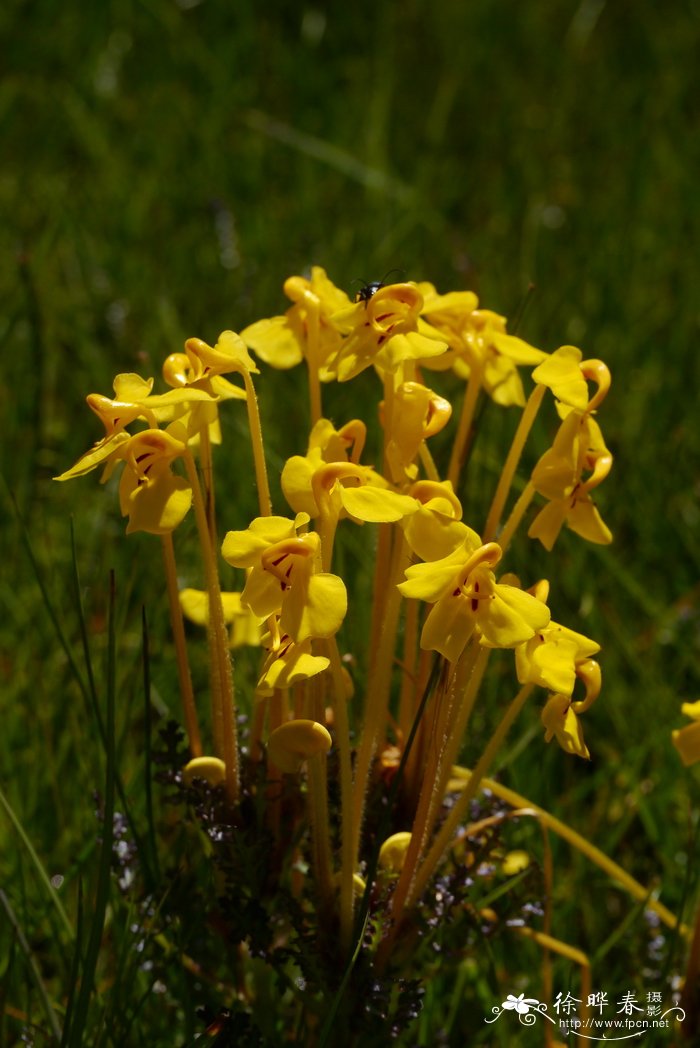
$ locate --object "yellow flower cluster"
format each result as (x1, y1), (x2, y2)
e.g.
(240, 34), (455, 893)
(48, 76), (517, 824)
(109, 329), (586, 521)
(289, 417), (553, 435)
(57, 268), (614, 951)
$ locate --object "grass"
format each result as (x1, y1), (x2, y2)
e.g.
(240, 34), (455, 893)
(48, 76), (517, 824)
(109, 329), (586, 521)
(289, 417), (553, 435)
(1, 0), (699, 1043)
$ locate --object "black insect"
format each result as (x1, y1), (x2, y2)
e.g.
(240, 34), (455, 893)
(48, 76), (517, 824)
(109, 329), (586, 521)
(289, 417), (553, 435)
(354, 269), (405, 306)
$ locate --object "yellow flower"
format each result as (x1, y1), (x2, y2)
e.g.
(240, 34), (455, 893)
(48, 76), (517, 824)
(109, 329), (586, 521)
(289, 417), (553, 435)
(309, 462), (420, 525)
(162, 349), (246, 446)
(515, 620), (601, 696)
(401, 480), (479, 562)
(419, 284), (546, 407)
(672, 701), (700, 767)
(179, 588), (262, 648)
(541, 693), (590, 759)
(184, 330), (258, 381)
(256, 628), (330, 694)
(118, 427), (192, 535)
(222, 522), (346, 644)
(381, 381), (452, 484)
(55, 374), (215, 481)
(86, 372), (217, 435)
(328, 282), (447, 382)
(532, 346), (611, 412)
(241, 266), (351, 378)
(528, 410), (613, 549)
(399, 541), (550, 663)
(280, 418), (366, 518)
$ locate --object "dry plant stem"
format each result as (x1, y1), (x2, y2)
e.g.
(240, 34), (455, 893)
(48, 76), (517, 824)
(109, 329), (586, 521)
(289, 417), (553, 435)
(483, 383), (546, 542)
(385, 648), (490, 957)
(407, 682), (536, 913)
(403, 649), (432, 809)
(249, 690), (267, 762)
(397, 597), (420, 744)
(455, 772), (685, 935)
(351, 531), (408, 863)
(385, 665), (454, 934)
(160, 533), (202, 757)
(322, 636), (355, 952)
(307, 755), (334, 908)
(241, 370), (272, 517)
(447, 360), (483, 487)
(497, 480), (536, 555)
(184, 450), (239, 804)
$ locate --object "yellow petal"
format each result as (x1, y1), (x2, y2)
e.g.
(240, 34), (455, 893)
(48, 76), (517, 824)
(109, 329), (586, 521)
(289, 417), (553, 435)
(258, 643), (329, 693)
(281, 572), (347, 643)
(121, 469), (192, 535)
(478, 588), (547, 648)
(340, 485), (418, 523)
(532, 346), (589, 409)
(242, 315), (304, 369)
(222, 516), (299, 567)
(541, 694), (590, 759)
(672, 721), (700, 766)
(54, 432), (129, 480)
(421, 595), (475, 663)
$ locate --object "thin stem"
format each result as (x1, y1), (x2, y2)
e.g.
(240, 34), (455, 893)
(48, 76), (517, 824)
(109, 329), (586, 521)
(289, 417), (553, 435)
(161, 534), (202, 757)
(241, 370), (272, 517)
(307, 755), (334, 907)
(407, 683), (535, 912)
(184, 451), (239, 805)
(455, 772), (685, 935)
(483, 383), (546, 542)
(418, 441), (440, 482)
(351, 531), (408, 865)
(447, 361), (483, 487)
(305, 297), (322, 425)
(382, 648), (490, 962)
(199, 422), (218, 544)
(497, 480), (536, 555)
(323, 637), (355, 953)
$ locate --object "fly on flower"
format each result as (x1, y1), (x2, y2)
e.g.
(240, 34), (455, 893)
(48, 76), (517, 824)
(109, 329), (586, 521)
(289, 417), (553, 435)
(354, 269), (405, 305)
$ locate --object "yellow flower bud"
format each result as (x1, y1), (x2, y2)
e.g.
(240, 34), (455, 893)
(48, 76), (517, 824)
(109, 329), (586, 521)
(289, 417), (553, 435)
(267, 720), (332, 773)
(378, 831), (412, 873)
(182, 756), (227, 788)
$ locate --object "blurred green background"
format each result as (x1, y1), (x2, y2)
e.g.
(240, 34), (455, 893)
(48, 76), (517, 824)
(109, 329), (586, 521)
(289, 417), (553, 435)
(2, 0), (699, 1042)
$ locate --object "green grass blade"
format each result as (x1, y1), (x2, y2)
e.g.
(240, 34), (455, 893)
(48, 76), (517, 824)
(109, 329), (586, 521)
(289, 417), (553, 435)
(69, 523), (154, 889)
(0, 785), (73, 941)
(59, 880), (84, 1048)
(142, 606), (160, 882)
(0, 889), (63, 1043)
(65, 571), (117, 1047)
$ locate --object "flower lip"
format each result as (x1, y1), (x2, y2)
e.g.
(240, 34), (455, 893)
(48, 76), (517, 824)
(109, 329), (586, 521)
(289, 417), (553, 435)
(260, 536), (316, 584)
(409, 480), (463, 518)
